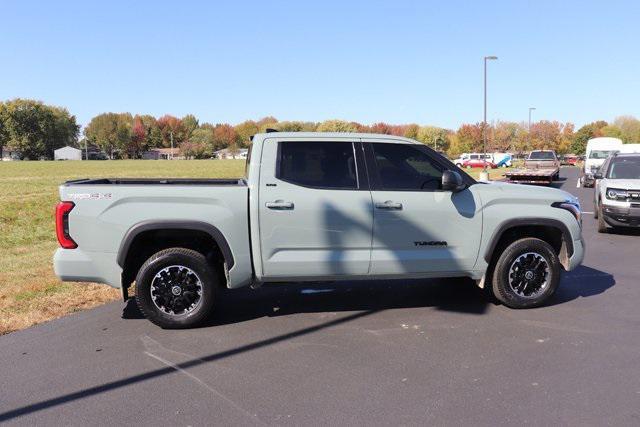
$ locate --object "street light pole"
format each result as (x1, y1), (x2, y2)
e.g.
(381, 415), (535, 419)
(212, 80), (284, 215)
(528, 107), (536, 151)
(482, 56), (498, 176)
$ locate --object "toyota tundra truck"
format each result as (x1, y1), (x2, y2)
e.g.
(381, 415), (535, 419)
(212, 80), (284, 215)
(54, 132), (584, 328)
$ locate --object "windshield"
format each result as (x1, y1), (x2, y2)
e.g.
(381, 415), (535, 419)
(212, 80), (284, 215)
(528, 151), (555, 160)
(589, 150), (616, 159)
(607, 157), (640, 179)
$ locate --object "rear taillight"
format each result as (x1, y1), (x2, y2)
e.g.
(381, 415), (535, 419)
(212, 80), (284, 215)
(55, 201), (77, 249)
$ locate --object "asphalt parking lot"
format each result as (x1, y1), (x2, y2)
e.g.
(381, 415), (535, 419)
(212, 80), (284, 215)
(1, 167), (638, 426)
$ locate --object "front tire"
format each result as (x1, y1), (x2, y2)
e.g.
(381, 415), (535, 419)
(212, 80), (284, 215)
(135, 248), (217, 328)
(597, 204), (609, 233)
(491, 238), (560, 309)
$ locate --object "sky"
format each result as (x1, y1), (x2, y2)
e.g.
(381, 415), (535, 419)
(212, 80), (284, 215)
(1, 0), (639, 130)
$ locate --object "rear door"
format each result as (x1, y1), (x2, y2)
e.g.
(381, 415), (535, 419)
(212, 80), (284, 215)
(258, 137), (373, 278)
(364, 140), (482, 275)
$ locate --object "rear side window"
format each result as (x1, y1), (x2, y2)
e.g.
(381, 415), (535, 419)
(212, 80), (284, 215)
(371, 143), (443, 191)
(278, 141), (358, 189)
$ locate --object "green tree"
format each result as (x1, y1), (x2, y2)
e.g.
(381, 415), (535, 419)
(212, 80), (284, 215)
(84, 112), (133, 159)
(613, 116), (640, 143)
(181, 114), (199, 139)
(571, 120), (608, 154)
(0, 99), (79, 159)
(316, 119), (359, 133)
(188, 127), (214, 158)
(271, 121), (317, 132)
(417, 126), (449, 151)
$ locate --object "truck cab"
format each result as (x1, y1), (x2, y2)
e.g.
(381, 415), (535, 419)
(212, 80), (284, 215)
(54, 133), (585, 328)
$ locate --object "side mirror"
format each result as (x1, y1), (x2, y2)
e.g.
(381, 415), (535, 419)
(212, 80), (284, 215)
(442, 170), (466, 192)
(594, 172), (603, 179)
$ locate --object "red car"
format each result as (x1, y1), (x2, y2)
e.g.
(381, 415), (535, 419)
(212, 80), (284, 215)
(561, 155), (578, 166)
(462, 158), (497, 169)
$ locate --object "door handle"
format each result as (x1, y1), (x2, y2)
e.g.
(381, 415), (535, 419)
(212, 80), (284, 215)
(265, 200), (294, 210)
(375, 200), (403, 210)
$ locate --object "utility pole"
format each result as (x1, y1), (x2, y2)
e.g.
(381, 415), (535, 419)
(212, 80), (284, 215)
(482, 56), (498, 178)
(170, 131), (174, 160)
(528, 107), (536, 151)
(84, 138), (88, 160)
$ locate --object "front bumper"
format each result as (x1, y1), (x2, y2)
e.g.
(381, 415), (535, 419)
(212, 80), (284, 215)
(583, 174), (595, 187)
(567, 236), (585, 271)
(54, 248), (122, 288)
(602, 205), (640, 227)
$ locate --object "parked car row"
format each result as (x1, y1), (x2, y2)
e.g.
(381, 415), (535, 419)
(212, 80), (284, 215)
(452, 152), (513, 169)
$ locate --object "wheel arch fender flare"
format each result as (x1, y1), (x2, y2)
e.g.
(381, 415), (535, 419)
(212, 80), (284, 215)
(483, 218), (574, 264)
(116, 220), (235, 269)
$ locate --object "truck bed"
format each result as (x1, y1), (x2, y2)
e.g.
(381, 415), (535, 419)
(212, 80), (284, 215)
(504, 167), (558, 185)
(65, 178), (246, 186)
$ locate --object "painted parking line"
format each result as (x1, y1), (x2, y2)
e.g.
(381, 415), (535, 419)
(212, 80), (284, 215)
(582, 211), (594, 214)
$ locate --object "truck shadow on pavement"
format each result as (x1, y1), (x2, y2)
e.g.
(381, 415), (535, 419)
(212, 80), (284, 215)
(123, 264), (616, 327)
(551, 265), (615, 304)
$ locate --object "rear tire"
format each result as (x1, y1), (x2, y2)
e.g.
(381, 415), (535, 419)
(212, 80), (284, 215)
(135, 248), (217, 329)
(491, 238), (560, 309)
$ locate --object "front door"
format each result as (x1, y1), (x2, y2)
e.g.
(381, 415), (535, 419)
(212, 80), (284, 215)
(364, 140), (482, 275)
(258, 137), (373, 278)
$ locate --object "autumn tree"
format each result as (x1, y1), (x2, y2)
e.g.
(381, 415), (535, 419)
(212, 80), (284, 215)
(234, 120), (259, 146)
(157, 115), (185, 148)
(256, 116), (278, 132)
(212, 123), (240, 152)
(456, 123), (483, 153)
(369, 122), (392, 134)
(403, 124), (419, 140)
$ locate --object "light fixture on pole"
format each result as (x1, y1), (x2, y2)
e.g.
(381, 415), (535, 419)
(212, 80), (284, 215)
(482, 55), (498, 178)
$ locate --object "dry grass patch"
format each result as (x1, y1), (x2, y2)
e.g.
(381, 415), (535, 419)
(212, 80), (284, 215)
(0, 160), (245, 334)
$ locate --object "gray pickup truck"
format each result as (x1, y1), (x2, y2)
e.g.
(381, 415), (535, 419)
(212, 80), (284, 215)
(54, 132), (584, 328)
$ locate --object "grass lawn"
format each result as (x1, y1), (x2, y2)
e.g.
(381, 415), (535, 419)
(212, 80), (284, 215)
(0, 158), (510, 334)
(0, 159), (246, 334)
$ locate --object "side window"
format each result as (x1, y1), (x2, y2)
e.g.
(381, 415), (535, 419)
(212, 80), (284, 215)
(278, 141), (358, 189)
(371, 143), (443, 191)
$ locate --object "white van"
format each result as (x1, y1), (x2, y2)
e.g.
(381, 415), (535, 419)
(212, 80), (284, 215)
(581, 137), (623, 187)
(619, 144), (640, 154)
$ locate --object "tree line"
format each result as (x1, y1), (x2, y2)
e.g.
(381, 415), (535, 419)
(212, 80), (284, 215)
(2, 98), (639, 160)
